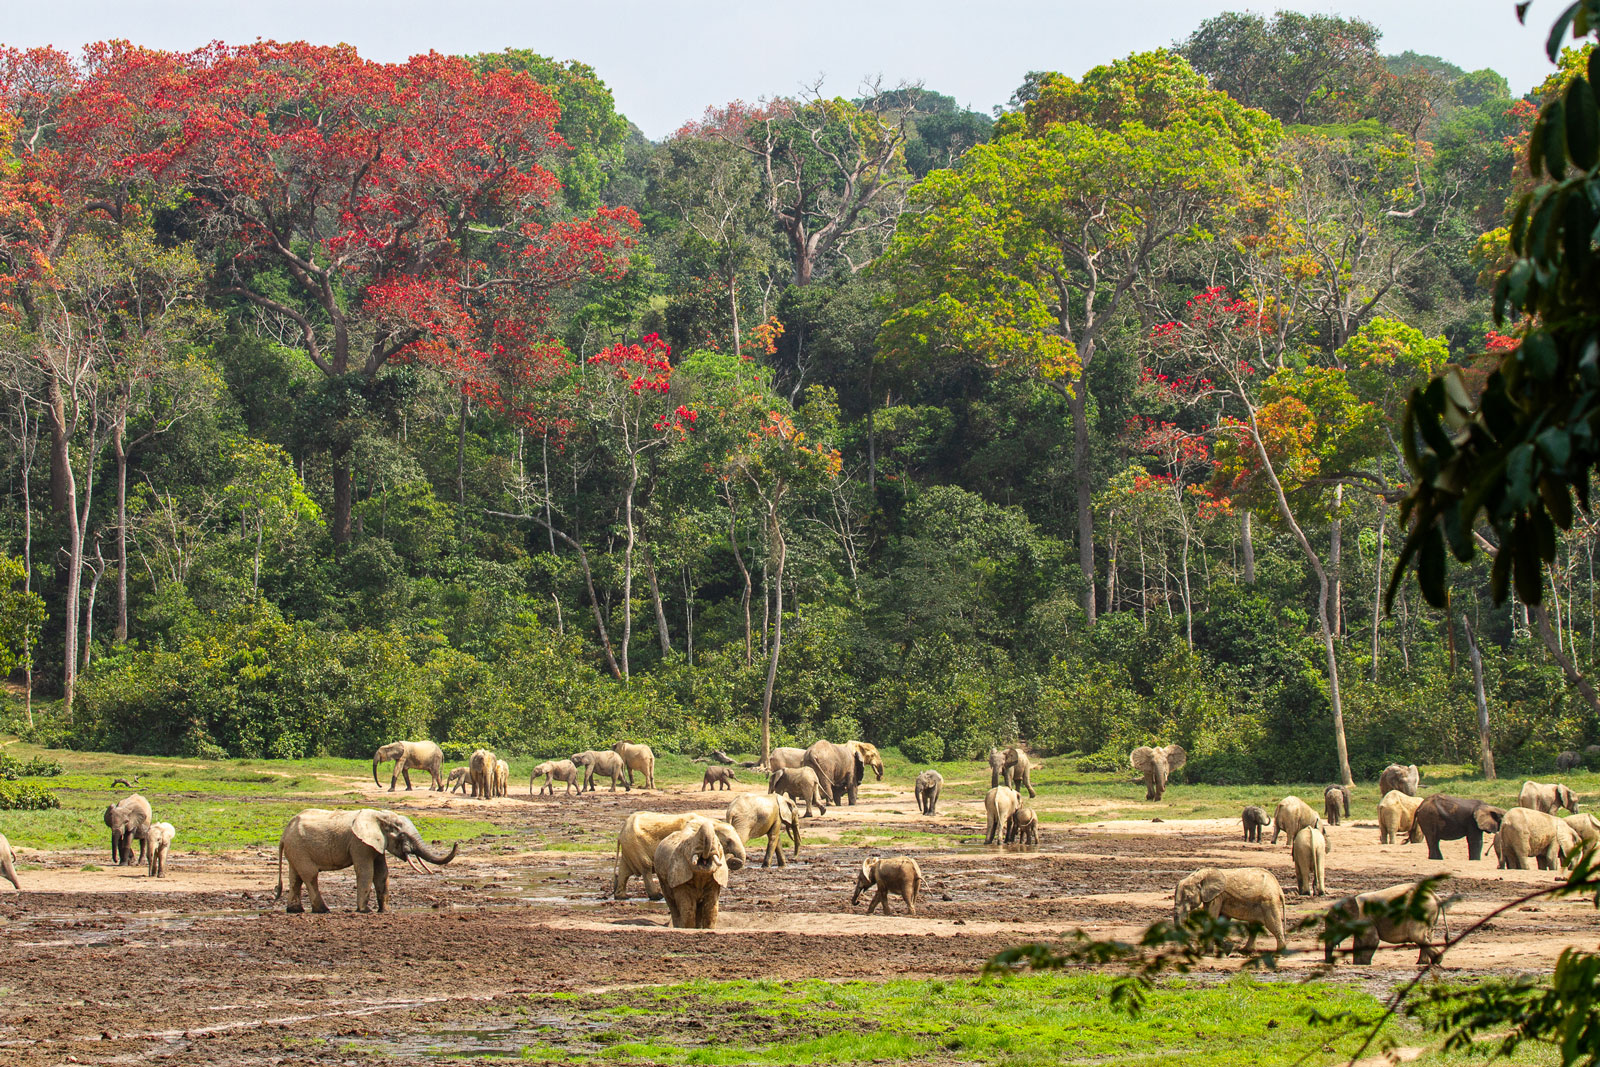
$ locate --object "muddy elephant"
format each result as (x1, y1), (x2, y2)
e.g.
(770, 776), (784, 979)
(275, 808), (457, 913)
(804, 741), (872, 806)
(1324, 882), (1442, 965)
(1519, 780), (1580, 814)
(1413, 794), (1505, 861)
(1270, 796), (1320, 846)
(768, 766), (829, 817)
(1292, 825), (1329, 897)
(1377, 790), (1425, 844)
(914, 770), (943, 816)
(572, 750), (630, 792)
(767, 747), (807, 772)
(1495, 807), (1581, 869)
(655, 816), (744, 929)
(725, 793), (800, 867)
(985, 786), (1021, 845)
(1004, 748), (1038, 799)
(531, 759), (581, 796)
(493, 759), (510, 798)
(1172, 867), (1287, 954)
(468, 749), (496, 798)
(988, 747), (1007, 788)
(371, 740), (444, 792)
(147, 821), (175, 878)
(447, 767), (469, 794)
(1565, 812), (1600, 852)
(1241, 805), (1270, 843)
(613, 742), (656, 790)
(1558, 750), (1584, 772)
(1006, 805), (1039, 848)
(1378, 764), (1421, 798)
(614, 811), (746, 900)
(1323, 785), (1350, 826)
(104, 793), (153, 866)
(701, 766), (737, 791)
(0, 833), (19, 890)
(1130, 744), (1187, 801)
(853, 856), (921, 916)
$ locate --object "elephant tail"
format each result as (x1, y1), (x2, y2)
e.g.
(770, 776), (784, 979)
(274, 840), (284, 901)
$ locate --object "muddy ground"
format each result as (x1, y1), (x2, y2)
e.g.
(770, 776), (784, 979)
(0, 777), (1594, 1065)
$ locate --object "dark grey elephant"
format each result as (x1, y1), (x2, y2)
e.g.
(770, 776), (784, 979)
(804, 741), (869, 806)
(914, 770), (943, 816)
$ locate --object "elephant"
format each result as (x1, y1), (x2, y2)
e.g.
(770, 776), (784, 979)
(571, 750), (630, 792)
(1172, 867), (1287, 954)
(988, 747), (1007, 788)
(1292, 825), (1329, 897)
(803, 741), (870, 806)
(1565, 811), (1600, 852)
(468, 749), (496, 798)
(724, 793), (800, 867)
(104, 794), (153, 866)
(1413, 794), (1505, 861)
(701, 766), (738, 791)
(1241, 805), (1270, 843)
(1377, 790), (1426, 844)
(1323, 785), (1350, 826)
(1004, 748), (1037, 799)
(654, 816), (744, 929)
(613, 742), (657, 790)
(0, 833), (19, 891)
(371, 740), (444, 792)
(985, 786), (1021, 845)
(493, 759), (510, 798)
(1270, 796), (1320, 846)
(447, 767), (469, 794)
(275, 808), (457, 913)
(530, 760), (581, 795)
(147, 822), (175, 878)
(1378, 764), (1421, 798)
(853, 856), (921, 916)
(767, 747), (807, 772)
(1324, 882), (1442, 965)
(1494, 807), (1581, 870)
(914, 770), (943, 816)
(1558, 750), (1584, 772)
(768, 767), (829, 817)
(615, 811), (747, 899)
(1006, 805), (1040, 848)
(1519, 780), (1580, 814)
(1130, 744), (1187, 801)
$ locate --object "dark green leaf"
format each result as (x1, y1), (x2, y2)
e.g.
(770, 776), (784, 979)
(1513, 517), (1544, 603)
(1541, 474), (1575, 527)
(1522, 331), (1560, 381)
(1548, 2), (1582, 60)
(1538, 425), (1574, 468)
(1418, 525), (1448, 609)
(1507, 442), (1537, 508)
(1491, 534), (1513, 602)
(1546, 98), (1569, 180)
(1567, 77), (1600, 170)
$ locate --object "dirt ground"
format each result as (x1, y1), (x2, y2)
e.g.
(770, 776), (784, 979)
(1, 777), (1594, 1065)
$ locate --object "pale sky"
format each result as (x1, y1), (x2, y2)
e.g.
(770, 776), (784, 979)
(2, 1), (1567, 138)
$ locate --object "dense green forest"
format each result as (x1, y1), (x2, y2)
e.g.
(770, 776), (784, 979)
(0, 12), (1589, 784)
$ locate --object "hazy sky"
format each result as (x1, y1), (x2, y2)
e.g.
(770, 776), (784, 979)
(3, 1), (1568, 138)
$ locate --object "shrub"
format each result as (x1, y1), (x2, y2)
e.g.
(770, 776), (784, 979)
(0, 781), (60, 809)
(899, 731), (946, 764)
(0, 754), (62, 779)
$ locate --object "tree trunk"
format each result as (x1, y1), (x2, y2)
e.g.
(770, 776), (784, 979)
(758, 507), (786, 764)
(1371, 504), (1385, 683)
(1106, 529), (1118, 614)
(456, 391), (468, 545)
(1461, 613), (1496, 780)
(1330, 483), (1343, 636)
(645, 547), (672, 656)
(113, 420), (129, 644)
(1066, 387), (1096, 625)
(619, 459), (639, 681)
(727, 499), (753, 665)
(1240, 510), (1256, 585)
(17, 406), (34, 727)
(729, 271), (742, 360)
(331, 439), (353, 546)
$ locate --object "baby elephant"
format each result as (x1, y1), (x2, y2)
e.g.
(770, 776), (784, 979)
(914, 770), (942, 816)
(1172, 867), (1287, 955)
(1292, 825), (1329, 897)
(147, 822), (176, 878)
(701, 766), (738, 791)
(769, 767), (828, 817)
(447, 767), (469, 794)
(852, 856), (922, 916)
(1323, 785), (1350, 826)
(1006, 806), (1039, 848)
(1241, 806), (1270, 843)
(1324, 882), (1442, 965)
(530, 760), (581, 796)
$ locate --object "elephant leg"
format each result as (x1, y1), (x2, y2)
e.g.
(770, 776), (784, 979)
(402, 767), (414, 791)
(644, 868), (663, 902)
(1466, 830), (1483, 862)
(354, 854), (375, 913)
(373, 856), (389, 913)
(867, 887), (886, 915)
(305, 870), (330, 914)
(1426, 834), (1443, 861)
(284, 865), (306, 913)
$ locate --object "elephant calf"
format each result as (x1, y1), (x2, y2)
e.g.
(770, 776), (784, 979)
(914, 770), (943, 816)
(147, 822), (176, 878)
(1519, 780), (1580, 815)
(1172, 867), (1287, 955)
(701, 766), (738, 791)
(1323, 785), (1350, 826)
(655, 816), (745, 929)
(1292, 826), (1329, 897)
(1557, 750), (1584, 773)
(1006, 806), (1039, 848)
(531, 760), (581, 796)
(1271, 796), (1320, 847)
(769, 767), (828, 817)
(985, 787), (1021, 846)
(853, 856), (921, 916)
(1241, 805), (1270, 843)
(105, 794), (153, 867)
(725, 794), (800, 867)
(0, 833), (19, 891)
(615, 812), (747, 899)
(572, 750), (630, 792)
(276, 808), (457, 913)
(1377, 790), (1425, 844)
(1324, 882), (1442, 965)
(447, 767), (469, 794)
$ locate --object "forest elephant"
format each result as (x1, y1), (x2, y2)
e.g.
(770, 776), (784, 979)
(1495, 807), (1581, 870)
(613, 742), (656, 789)
(701, 766), (738, 791)
(371, 740), (444, 792)
(1004, 747), (1038, 799)
(988, 747), (1007, 788)
(1519, 780), (1580, 814)
(1270, 796), (1320, 846)
(1558, 750), (1584, 772)
(853, 856), (921, 915)
(914, 770), (943, 816)
(1378, 764), (1421, 798)
(1171, 867), (1287, 954)
(275, 808), (457, 913)
(147, 822), (175, 878)
(1323, 785), (1350, 826)
(447, 767), (469, 794)
(1565, 812), (1600, 853)
(1377, 790), (1425, 844)
(1241, 806), (1270, 843)
(1413, 794), (1505, 861)
(571, 750), (630, 792)
(468, 749), (496, 798)
(493, 759), (510, 798)
(104, 794), (153, 866)
(1292, 825), (1329, 897)
(0, 833), (19, 890)
(654, 816), (745, 929)
(766, 747), (806, 772)
(724, 793), (800, 867)
(1130, 744), (1187, 801)
(768, 767), (829, 817)
(1324, 882), (1443, 965)
(615, 811), (747, 899)
(1006, 805), (1040, 848)
(531, 760), (581, 795)
(985, 786), (1021, 845)
(804, 741), (868, 806)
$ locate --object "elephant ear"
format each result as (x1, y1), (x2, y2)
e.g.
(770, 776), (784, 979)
(1475, 806), (1505, 833)
(859, 857), (878, 885)
(1163, 745), (1188, 772)
(1562, 786), (1578, 810)
(1129, 747), (1156, 774)
(351, 810), (387, 854)
(1198, 870), (1227, 908)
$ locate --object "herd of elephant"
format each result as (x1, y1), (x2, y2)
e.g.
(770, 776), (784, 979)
(371, 739), (657, 796)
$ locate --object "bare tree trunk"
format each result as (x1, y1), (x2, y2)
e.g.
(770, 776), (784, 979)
(1106, 529), (1119, 614)
(1371, 504), (1385, 683)
(15, 404), (35, 727)
(645, 547), (672, 656)
(728, 272), (742, 361)
(456, 391), (468, 544)
(1067, 388), (1096, 625)
(726, 496), (753, 664)
(82, 539), (105, 673)
(1460, 613), (1496, 779)
(113, 420), (129, 643)
(1240, 510), (1256, 585)
(682, 565), (694, 665)
(619, 459), (639, 680)
(759, 508), (786, 765)
(1330, 483), (1343, 636)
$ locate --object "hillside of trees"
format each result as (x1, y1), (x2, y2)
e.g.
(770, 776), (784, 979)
(0, 13), (1590, 784)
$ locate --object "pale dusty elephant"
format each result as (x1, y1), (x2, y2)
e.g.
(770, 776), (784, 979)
(853, 856), (921, 915)
(1519, 780), (1580, 814)
(493, 759), (510, 798)
(0, 833), (19, 890)
(371, 740), (444, 792)
(914, 770), (943, 816)
(1324, 882), (1442, 964)
(614, 811), (747, 899)
(767, 747), (807, 772)
(275, 808), (458, 913)
(447, 767), (469, 794)
(468, 749), (496, 798)
(530, 759), (580, 795)
(988, 747), (1007, 788)
(1292, 825), (1329, 897)
(1378, 763), (1421, 798)
(851, 742), (887, 781)
(701, 766), (738, 791)
(1241, 806), (1270, 843)
(1270, 796), (1320, 846)
(1006, 805), (1039, 848)
(1172, 867), (1287, 954)
(1323, 785), (1350, 826)
(1495, 807), (1581, 869)
(147, 822), (176, 879)
(613, 742), (657, 789)
(104, 794), (153, 866)
(655, 816), (745, 929)
(1377, 790), (1425, 844)
(725, 793), (800, 867)
(769, 766), (828, 817)
(571, 750), (630, 792)
(985, 786), (1021, 845)
(1130, 744), (1187, 801)
(803, 741), (876, 806)
(1565, 811), (1600, 852)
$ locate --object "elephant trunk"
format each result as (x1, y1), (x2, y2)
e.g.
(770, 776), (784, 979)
(372, 755), (382, 788)
(410, 836), (459, 867)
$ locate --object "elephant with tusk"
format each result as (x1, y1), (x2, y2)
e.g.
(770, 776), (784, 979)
(275, 808), (458, 913)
